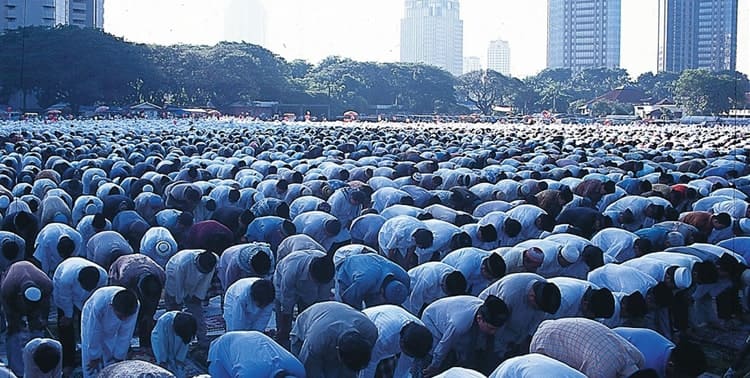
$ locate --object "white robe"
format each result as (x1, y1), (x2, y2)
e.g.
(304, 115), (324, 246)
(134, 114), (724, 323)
(223, 278), (273, 332)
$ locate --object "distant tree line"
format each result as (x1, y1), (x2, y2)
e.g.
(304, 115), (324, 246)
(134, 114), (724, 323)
(0, 26), (747, 116)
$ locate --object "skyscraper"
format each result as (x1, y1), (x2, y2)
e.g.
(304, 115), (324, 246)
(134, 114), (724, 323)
(463, 56), (481, 74)
(400, 0), (463, 76)
(547, 0), (621, 70)
(487, 39), (511, 76)
(224, 0), (267, 46)
(658, 0), (738, 72)
(1, 0), (103, 32)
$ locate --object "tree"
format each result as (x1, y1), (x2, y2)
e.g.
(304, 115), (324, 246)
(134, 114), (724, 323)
(675, 69), (749, 115)
(637, 71), (679, 101)
(456, 70), (511, 115)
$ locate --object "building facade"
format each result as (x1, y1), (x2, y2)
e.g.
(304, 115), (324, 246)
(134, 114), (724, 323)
(224, 0), (267, 46)
(657, 0), (737, 72)
(1, 0), (103, 32)
(487, 39), (511, 75)
(547, 0), (621, 70)
(400, 0), (463, 76)
(463, 56), (481, 74)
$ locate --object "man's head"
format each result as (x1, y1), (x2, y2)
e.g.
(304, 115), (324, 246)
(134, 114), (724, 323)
(478, 224), (497, 243)
(621, 291), (647, 318)
(522, 247), (545, 272)
(250, 251), (272, 276)
(111, 289), (139, 320)
(77, 266), (101, 291)
(412, 228), (433, 249)
(250, 279), (275, 308)
(645, 204), (664, 220)
(582, 287), (615, 318)
(309, 256), (335, 284)
(382, 276), (409, 305)
(32, 343), (61, 373)
(475, 295), (509, 335)
(138, 274), (163, 300)
(480, 253), (506, 281)
(503, 218), (522, 238)
(633, 238), (652, 257)
(399, 322), (433, 359)
(173, 311), (197, 345)
(449, 232), (472, 250)
(195, 251), (217, 274)
(711, 212), (732, 230)
(324, 219), (342, 236)
(618, 209), (635, 224)
(530, 281), (561, 314)
(693, 261), (718, 284)
(57, 236), (75, 258)
(581, 245), (605, 270)
(1, 240), (19, 261)
(535, 214), (556, 232)
(557, 246), (580, 267)
(441, 271), (467, 296)
(337, 331), (372, 372)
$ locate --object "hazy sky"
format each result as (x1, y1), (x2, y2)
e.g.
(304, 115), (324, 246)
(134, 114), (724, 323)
(105, 0), (749, 79)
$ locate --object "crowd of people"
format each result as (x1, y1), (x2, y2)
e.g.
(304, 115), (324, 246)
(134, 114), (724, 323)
(0, 119), (748, 377)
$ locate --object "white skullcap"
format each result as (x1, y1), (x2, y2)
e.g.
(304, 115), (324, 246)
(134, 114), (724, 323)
(143, 184), (154, 193)
(740, 219), (750, 234)
(666, 232), (685, 247)
(674, 267), (692, 289)
(560, 246), (580, 264)
(24, 287), (42, 302)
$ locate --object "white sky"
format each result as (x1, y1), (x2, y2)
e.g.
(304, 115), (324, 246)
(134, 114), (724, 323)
(104, 0), (749, 79)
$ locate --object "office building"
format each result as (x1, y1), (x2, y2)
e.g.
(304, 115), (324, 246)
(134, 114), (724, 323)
(1, 0), (103, 31)
(658, 0), (737, 72)
(547, 0), (622, 70)
(224, 0), (267, 46)
(400, 0), (463, 76)
(487, 39), (511, 75)
(463, 56), (481, 74)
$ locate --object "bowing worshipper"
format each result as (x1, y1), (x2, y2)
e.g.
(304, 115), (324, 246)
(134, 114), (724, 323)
(274, 249), (335, 349)
(108, 254), (166, 348)
(514, 238), (580, 278)
(416, 219), (472, 263)
(293, 211), (351, 252)
(0, 231), (24, 273)
(289, 195), (330, 221)
(244, 216), (297, 253)
(494, 245), (545, 274)
(335, 253), (410, 310)
(1, 207), (40, 258)
(32, 222), (83, 276)
(546, 276), (615, 320)
(327, 186), (370, 229)
(86, 230), (134, 270)
(52, 257), (107, 372)
(71, 195), (104, 227)
(139, 226), (179, 268)
(164, 249), (218, 354)
(441, 248), (506, 296)
(100, 194), (136, 224)
(678, 211), (732, 242)
(217, 242), (273, 291)
(489, 353), (586, 378)
(421, 204), (475, 227)
(291, 301), (378, 377)
(1, 261), (53, 375)
(81, 286), (140, 378)
(111, 210), (150, 252)
(22, 338), (62, 378)
(591, 227), (652, 263)
(211, 206), (255, 242)
(433, 367), (485, 378)
(420, 295), (510, 377)
(208, 331), (305, 378)
(164, 182), (203, 213)
(505, 204), (555, 244)
(573, 178), (616, 205)
(151, 311), (197, 378)
(333, 244), (378, 267)
(555, 206), (610, 239)
(251, 197), (291, 219)
(404, 262), (467, 316)
(360, 305), (433, 378)
(256, 179), (291, 201)
(276, 234), (326, 262)
(529, 318), (647, 378)
(182, 220), (234, 255)
(76, 213), (111, 247)
(39, 194), (72, 226)
(475, 212), (522, 248)
(379, 204), (430, 221)
(348, 213), (386, 250)
(613, 327), (707, 378)
(460, 221), (499, 251)
(635, 225), (688, 251)
(223, 277), (275, 332)
(155, 210), (194, 247)
(98, 360), (175, 378)
(378, 215), (434, 270)
(534, 187), (574, 219)
(371, 187), (415, 213)
(544, 233), (606, 278)
(478, 273), (561, 360)
(711, 198), (750, 220)
(133, 191), (165, 225)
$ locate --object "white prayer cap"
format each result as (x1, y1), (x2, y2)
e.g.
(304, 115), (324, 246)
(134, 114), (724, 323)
(24, 287), (41, 302)
(674, 267), (692, 289)
(560, 246), (580, 264)
(666, 232), (685, 247)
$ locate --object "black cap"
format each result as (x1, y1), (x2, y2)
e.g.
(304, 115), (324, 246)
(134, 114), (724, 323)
(196, 251), (217, 274)
(77, 266), (101, 291)
(112, 289), (139, 316)
(533, 281), (561, 314)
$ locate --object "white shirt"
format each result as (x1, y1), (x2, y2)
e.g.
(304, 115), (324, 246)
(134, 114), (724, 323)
(404, 262), (457, 315)
(490, 353), (586, 378)
(588, 264), (657, 297)
(33, 223), (84, 276)
(442, 248), (494, 296)
(547, 277), (597, 319)
(52, 257), (107, 318)
(360, 305), (423, 378)
(151, 311), (190, 378)
(591, 228), (639, 263)
(164, 249), (217, 303)
(223, 278), (273, 332)
(614, 327), (674, 377)
(421, 296), (483, 370)
(208, 331), (305, 378)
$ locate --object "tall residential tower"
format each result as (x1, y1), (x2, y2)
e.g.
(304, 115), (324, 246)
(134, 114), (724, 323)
(400, 0), (463, 76)
(1, 0), (103, 32)
(657, 0), (738, 72)
(547, 0), (621, 70)
(487, 39), (511, 76)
